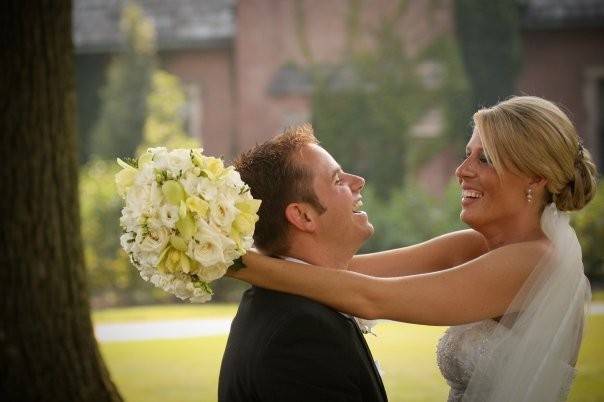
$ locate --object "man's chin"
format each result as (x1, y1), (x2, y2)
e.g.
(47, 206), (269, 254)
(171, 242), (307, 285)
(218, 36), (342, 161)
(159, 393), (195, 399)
(361, 221), (375, 240)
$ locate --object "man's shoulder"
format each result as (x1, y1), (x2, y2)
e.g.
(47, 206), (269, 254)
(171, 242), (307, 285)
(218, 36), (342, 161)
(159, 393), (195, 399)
(237, 286), (348, 327)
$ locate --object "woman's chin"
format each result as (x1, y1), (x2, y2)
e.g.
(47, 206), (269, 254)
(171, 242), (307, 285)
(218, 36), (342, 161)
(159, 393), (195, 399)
(460, 208), (477, 227)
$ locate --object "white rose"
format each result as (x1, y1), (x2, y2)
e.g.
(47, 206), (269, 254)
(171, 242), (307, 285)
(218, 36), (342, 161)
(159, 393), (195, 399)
(190, 291), (212, 303)
(138, 224), (170, 254)
(209, 193), (237, 230)
(220, 233), (240, 262)
(196, 263), (228, 283)
(171, 278), (196, 300)
(159, 204), (180, 228)
(188, 230), (225, 267)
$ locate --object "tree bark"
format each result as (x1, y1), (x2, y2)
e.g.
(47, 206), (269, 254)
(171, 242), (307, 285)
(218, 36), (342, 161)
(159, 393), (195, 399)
(0, 1), (123, 401)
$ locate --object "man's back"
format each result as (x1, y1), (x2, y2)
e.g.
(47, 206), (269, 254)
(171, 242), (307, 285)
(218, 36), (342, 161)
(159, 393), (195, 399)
(218, 286), (387, 402)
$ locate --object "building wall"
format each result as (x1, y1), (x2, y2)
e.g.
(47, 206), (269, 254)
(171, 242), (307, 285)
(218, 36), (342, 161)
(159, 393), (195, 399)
(162, 47), (236, 159)
(517, 28), (604, 167)
(234, 0), (454, 152)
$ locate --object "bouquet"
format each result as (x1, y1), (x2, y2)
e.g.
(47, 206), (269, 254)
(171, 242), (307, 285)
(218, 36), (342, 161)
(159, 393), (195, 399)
(115, 147), (260, 302)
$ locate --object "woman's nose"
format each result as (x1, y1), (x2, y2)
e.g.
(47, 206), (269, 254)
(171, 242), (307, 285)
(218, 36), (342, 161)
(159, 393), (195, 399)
(455, 157), (475, 180)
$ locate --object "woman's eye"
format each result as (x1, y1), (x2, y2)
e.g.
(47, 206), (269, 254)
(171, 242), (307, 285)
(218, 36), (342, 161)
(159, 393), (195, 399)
(479, 154), (491, 164)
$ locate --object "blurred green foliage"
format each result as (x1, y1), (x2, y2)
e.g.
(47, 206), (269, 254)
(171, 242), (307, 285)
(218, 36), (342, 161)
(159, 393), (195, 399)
(90, 2), (156, 159)
(454, 0), (522, 109)
(137, 70), (199, 153)
(313, 3), (472, 198)
(80, 3), (204, 306)
(573, 182), (604, 281)
(80, 160), (172, 306)
(360, 181), (467, 253)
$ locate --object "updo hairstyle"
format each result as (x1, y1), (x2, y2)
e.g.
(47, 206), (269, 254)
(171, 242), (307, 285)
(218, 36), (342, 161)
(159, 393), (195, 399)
(473, 96), (597, 211)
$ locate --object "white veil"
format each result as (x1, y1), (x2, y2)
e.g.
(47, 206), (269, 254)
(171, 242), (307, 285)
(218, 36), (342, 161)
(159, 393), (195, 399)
(463, 204), (591, 402)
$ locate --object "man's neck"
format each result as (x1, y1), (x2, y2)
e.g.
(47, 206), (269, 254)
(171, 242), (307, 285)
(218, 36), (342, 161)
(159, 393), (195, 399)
(284, 246), (354, 270)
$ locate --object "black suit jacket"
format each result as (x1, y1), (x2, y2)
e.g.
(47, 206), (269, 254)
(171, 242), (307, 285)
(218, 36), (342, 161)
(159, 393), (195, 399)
(218, 286), (388, 402)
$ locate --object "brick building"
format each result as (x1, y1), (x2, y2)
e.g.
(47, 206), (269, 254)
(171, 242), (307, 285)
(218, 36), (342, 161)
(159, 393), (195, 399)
(74, 0), (604, 174)
(517, 0), (604, 171)
(74, 0), (454, 161)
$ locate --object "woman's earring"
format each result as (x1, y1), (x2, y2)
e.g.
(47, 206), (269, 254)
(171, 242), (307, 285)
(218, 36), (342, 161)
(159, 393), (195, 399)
(526, 187), (534, 203)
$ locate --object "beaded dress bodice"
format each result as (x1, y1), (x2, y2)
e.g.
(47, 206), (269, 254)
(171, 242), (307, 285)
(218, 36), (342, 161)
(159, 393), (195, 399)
(436, 319), (576, 402)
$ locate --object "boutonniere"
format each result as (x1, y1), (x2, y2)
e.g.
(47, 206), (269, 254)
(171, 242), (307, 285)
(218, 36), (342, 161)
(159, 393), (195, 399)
(355, 317), (378, 336)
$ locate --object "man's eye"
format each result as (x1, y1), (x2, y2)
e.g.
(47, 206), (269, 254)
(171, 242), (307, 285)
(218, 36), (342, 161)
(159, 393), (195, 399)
(335, 176), (343, 184)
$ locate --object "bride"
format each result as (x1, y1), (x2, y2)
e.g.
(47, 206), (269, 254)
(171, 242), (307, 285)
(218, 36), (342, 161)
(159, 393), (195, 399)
(228, 96), (597, 401)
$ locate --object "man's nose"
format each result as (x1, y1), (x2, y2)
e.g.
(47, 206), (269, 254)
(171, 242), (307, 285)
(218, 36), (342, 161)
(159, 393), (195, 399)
(351, 174), (365, 191)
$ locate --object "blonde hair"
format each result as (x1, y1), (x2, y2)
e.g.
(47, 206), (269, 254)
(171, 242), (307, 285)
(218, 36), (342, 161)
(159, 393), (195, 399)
(474, 96), (597, 211)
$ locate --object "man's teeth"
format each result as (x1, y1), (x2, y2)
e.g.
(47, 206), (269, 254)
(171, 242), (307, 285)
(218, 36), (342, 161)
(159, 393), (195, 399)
(353, 200), (363, 212)
(462, 190), (483, 199)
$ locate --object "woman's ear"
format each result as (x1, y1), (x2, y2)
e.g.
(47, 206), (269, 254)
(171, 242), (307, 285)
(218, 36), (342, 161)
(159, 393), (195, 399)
(284, 203), (316, 232)
(530, 176), (548, 191)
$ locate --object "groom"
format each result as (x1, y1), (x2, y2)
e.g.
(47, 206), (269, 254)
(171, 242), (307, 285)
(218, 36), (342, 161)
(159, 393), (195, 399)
(218, 124), (387, 402)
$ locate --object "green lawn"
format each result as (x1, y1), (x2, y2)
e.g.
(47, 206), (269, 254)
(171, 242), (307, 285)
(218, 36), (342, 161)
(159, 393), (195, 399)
(96, 303), (604, 402)
(93, 303), (237, 324)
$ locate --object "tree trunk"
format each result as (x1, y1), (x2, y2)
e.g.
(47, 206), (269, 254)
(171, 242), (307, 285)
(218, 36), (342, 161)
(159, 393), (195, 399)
(0, 1), (123, 401)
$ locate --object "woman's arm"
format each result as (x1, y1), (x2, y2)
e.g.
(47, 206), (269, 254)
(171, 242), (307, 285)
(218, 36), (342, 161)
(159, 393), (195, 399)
(349, 229), (489, 277)
(230, 241), (548, 326)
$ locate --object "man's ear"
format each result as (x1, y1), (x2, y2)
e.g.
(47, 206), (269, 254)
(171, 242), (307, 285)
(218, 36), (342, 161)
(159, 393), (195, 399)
(284, 203), (317, 233)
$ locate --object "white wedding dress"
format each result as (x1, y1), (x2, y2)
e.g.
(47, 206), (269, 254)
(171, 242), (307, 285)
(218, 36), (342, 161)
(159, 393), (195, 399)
(436, 319), (576, 402)
(434, 204), (589, 402)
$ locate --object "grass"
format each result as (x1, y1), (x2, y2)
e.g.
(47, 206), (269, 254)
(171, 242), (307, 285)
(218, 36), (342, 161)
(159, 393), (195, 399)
(95, 302), (604, 402)
(93, 303), (237, 324)
(592, 288), (604, 302)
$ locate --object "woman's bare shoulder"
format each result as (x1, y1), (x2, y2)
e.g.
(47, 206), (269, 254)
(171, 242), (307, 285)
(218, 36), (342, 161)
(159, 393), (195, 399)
(442, 229), (489, 265)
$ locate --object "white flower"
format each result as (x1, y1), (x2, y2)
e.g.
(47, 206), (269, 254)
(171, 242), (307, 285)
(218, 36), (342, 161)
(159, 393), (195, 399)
(120, 232), (136, 253)
(149, 181), (163, 208)
(156, 149), (193, 177)
(134, 163), (156, 187)
(181, 171), (203, 196)
(119, 207), (138, 232)
(209, 193), (238, 230)
(196, 263), (228, 283)
(138, 251), (161, 268)
(138, 224), (170, 254)
(196, 177), (218, 201)
(188, 224), (226, 267)
(126, 183), (152, 217)
(223, 168), (245, 189)
(117, 147), (261, 303)
(159, 204), (180, 228)
(221, 233), (240, 263)
(190, 292), (212, 303)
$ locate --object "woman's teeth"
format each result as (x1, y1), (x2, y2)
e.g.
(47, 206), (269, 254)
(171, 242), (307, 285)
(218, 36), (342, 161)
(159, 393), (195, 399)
(462, 190), (483, 199)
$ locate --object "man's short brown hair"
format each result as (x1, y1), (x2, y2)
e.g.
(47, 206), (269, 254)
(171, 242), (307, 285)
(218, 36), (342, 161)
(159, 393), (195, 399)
(234, 124), (325, 256)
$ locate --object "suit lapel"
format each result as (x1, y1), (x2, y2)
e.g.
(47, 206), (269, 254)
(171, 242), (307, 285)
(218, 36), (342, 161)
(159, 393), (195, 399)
(347, 317), (388, 401)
